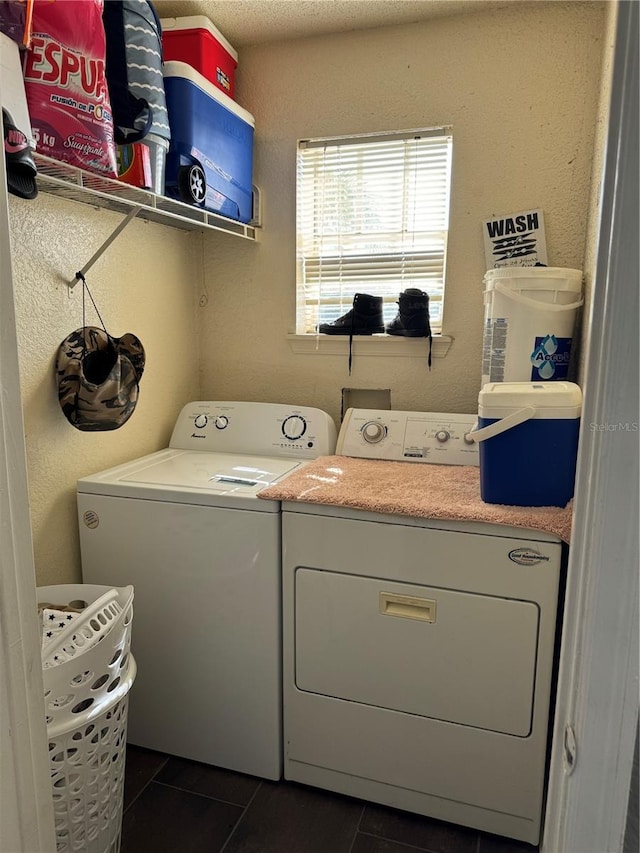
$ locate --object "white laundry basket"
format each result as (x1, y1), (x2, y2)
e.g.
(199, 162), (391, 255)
(38, 584), (136, 853)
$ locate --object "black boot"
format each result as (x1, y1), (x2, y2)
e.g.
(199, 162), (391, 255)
(385, 288), (431, 337)
(318, 293), (385, 335)
(318, 293), (384, 374)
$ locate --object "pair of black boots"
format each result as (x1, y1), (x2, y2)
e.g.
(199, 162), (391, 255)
(318, 289), (432, 373)
(318, 289), (431, 338)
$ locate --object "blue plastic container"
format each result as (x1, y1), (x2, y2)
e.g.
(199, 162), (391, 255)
(474, 382), (582, 507)
(163, 61), (254, 222)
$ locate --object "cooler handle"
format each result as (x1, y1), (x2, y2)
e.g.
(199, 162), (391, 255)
(493, 280), (584, 312)
(468, 406), (536, 443)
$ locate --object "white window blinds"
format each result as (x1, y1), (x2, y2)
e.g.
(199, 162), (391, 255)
(296, 128), (453, 335)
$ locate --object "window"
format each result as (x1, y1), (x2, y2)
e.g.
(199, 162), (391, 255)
(296, 127), (453, 336)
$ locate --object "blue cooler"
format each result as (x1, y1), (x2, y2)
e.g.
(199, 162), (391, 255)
(472, 382), (582, 507)
(163, 61), (254, 223)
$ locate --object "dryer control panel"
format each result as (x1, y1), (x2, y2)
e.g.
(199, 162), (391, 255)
(337, 408), (479, 466)
(169, 401), (337, 458)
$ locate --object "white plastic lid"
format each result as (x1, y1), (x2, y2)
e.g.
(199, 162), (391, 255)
(160, 16), (238, 61)
(484, 267), (583, 282)
(163, 61), (254, 127)
(479, 381), (583, 410)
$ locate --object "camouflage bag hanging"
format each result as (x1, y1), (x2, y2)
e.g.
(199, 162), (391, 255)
(55, 276), (145, 431)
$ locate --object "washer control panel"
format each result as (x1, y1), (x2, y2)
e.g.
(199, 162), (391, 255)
(169, 401), (337, 458)
(337, 408), (479, 466)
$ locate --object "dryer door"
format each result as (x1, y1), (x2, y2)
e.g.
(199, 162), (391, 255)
(295, 568), (539, 736)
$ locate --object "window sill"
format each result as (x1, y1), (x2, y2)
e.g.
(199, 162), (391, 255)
(287, 334), (453, 357)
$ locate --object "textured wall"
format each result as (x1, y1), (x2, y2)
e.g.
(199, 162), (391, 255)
(575, 1), (618, 384)
(199, 1), (607, 427)
(9, 194), (202, 585)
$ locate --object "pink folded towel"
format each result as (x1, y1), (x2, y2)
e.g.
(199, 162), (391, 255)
(258, 455), (573, 543)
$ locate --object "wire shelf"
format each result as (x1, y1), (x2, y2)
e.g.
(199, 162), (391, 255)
(33, 154), (257, 240)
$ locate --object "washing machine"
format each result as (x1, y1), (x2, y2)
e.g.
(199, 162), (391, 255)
(282, 408), (564, 844)
(78, 401), (336, 780)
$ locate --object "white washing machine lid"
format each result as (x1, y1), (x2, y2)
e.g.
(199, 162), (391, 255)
(77, 449), (302, 511)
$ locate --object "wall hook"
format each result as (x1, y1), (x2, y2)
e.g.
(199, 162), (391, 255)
(69, 205), (142, 289)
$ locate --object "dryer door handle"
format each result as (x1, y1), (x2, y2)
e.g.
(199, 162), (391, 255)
(379, 592), (436, 623)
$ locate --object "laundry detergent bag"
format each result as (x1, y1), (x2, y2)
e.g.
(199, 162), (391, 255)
(22, 0), (117, 175)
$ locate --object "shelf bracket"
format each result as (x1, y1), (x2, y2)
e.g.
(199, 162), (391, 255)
(69, 205), (142, 289)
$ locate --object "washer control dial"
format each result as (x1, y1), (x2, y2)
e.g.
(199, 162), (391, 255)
(435, 430), (450, 443)
(214, 416), (229, 430)
(282, 415), (307, 440)
(194, 414), (208, 429)
(362, 421), (387, 444)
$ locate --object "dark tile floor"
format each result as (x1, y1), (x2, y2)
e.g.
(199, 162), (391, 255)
(122, 745), (539, 853)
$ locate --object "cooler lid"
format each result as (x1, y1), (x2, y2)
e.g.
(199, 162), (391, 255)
(160, 16), (238, 61)
(479, 381), (582, 410)
(163, 61), (254, 127)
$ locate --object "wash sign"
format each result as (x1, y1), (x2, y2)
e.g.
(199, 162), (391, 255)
(483, 208), (548, 269)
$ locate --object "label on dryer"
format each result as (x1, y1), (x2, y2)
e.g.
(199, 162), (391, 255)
(508, 547), (550, 566)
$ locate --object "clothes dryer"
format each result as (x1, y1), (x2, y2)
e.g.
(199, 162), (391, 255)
(78, 401), (336, 780)
(282, 408), (564, 843)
